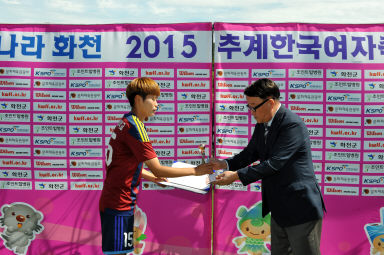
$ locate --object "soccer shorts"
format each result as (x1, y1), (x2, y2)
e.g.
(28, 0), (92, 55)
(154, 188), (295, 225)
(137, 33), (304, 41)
(100, 208), (135, 254)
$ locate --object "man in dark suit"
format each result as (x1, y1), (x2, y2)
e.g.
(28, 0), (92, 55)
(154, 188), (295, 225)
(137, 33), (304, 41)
(211, 78), (325, 255)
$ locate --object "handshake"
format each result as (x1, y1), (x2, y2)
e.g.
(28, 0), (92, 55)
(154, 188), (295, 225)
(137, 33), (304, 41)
(195, 158), (240, 186)
(194, 157), (226, 175)
(145, 144), (241, 188)
(193, 143), (240, 185)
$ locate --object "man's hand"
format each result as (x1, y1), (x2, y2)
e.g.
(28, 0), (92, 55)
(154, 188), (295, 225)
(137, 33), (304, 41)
(212, 171), (239, 185)
(194, 163), (214, 175)
(208, 157), (227, 170)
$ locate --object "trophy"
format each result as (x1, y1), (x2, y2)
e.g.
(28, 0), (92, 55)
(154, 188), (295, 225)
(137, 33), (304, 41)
(199, 143), (217, 183)
(199, 143), (206, 164)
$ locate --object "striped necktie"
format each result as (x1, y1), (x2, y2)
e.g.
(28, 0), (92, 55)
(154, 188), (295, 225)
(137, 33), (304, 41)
(264, 124), (270, 143)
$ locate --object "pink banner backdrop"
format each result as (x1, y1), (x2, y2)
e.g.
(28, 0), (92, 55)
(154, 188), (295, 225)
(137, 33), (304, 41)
(1, 22), (384, 255)
(0, 23), (213, 255)
(213, 23), (384, 255)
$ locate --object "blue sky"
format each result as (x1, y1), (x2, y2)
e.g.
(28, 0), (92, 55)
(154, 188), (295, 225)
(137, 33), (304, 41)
(0, 0), (383, 24)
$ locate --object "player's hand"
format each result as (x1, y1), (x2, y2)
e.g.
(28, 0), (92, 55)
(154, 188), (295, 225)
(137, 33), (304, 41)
(212, 171), (239, 185)
(194, 163), (214, 175)
(154, 177), (168, 182)
(208, 157), (227, 170)
(153, 177), (168, 187)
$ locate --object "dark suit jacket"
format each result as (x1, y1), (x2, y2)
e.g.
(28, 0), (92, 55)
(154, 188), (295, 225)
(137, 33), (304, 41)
(226, 105), (325, 227)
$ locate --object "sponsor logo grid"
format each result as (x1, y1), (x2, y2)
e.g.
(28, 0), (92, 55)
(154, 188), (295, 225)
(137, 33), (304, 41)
(1, 27), (384, 195)
(214, 65), (384, 196)
(0, 63), (212, 191)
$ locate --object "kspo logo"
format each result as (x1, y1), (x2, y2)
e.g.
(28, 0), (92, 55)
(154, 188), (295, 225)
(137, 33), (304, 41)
(35, 70), (55, 76)
(327, 95), (347, 101)
(253, 70), (274, 77)
(178, 115), (198, 123)
(70, 149), (101, 157)
(363, 177), (384, 184)
(327, 94), (360, 102)
(106, 93), (125, 99)
(366, 107), (384, 114)
(35, 69), (65, 77)
(70, 151), (88, 157)
(1, 125), (30, 133)
(70, 81), (89, 88)
(326, 165), (346, 171)
(289, 82), (310, 89)
(34, 138), (56, 145)
(217, 127), (235, 134)
(216, 127), (245, 134)
(0, 127), (16, 132)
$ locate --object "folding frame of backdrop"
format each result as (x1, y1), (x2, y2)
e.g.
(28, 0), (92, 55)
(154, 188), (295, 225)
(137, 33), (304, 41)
(212, 22), (384, 255)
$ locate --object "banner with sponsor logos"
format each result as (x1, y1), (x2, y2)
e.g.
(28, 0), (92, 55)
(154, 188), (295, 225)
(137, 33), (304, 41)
(213, 23), (384, 255)
(0, 23), (213, 255)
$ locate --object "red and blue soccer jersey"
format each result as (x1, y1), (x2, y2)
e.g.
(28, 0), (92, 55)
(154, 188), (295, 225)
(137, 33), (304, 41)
(99, 112), (157, 212)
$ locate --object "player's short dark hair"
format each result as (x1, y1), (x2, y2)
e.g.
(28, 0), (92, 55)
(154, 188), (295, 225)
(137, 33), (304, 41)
(126, 77), (160, 107)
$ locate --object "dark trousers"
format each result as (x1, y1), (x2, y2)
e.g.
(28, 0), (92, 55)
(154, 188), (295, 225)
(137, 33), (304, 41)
(271, 217), (322, 255)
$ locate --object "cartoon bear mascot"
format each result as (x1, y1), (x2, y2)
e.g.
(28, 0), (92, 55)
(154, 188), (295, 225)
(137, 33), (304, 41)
(0, 202), (44, 255)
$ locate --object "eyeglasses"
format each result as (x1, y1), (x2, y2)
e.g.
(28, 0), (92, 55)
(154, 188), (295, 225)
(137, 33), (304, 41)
(246, 99), (270, 112)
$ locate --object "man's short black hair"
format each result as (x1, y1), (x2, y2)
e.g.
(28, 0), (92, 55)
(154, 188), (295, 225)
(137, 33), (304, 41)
(244, 78), (280, 100)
